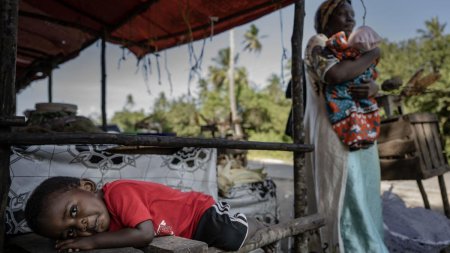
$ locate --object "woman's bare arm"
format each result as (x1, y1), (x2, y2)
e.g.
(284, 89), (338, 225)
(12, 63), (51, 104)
(325, 47), (380, 84)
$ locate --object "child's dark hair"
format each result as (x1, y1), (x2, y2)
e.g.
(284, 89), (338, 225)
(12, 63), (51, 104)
(25, 176), (81, 234)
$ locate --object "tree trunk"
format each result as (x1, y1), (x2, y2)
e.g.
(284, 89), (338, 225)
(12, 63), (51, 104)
(228, 29), (243, 139)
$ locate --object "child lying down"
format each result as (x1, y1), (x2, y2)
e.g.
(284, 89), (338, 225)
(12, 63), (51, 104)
(25, 177), (275, 252)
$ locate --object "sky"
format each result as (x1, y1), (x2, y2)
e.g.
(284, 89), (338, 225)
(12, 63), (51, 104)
(16, 0), (450, 120)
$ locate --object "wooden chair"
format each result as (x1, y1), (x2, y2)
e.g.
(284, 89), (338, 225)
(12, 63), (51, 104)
(377, 95), (450, 217)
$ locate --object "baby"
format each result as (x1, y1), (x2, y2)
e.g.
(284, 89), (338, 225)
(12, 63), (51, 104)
(25, 177), (272, 252)
(324, 26), (382, 150)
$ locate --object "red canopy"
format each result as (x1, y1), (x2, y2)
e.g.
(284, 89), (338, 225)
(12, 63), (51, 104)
(17, 0), (294, 91)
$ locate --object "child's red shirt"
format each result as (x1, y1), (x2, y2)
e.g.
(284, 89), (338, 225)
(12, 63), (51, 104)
(102, 179), (215, 238)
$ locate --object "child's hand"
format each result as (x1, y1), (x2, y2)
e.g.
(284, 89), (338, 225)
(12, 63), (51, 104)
(55, 237), (95, 252)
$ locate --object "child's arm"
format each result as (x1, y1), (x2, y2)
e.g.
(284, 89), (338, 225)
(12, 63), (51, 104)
(325, 47), (380, 84)
(55, 220), (154, 251)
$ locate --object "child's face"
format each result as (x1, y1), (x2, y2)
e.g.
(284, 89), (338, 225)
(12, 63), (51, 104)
(39, 185), (110, 240)
(327, 2), (355, 37)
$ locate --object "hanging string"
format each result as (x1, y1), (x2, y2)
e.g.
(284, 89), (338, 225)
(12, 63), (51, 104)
(154, 53), (162, 85)
(179, 0), (206, 96)
(117, 47), (127, 69)
(164, 50), (174, 94)
(187, 38), (206, 92)
(209, 16), (219, 41)
(359, 0), (367, 25)
(278, 8), (288, 87)
(138, 55), (152, 94)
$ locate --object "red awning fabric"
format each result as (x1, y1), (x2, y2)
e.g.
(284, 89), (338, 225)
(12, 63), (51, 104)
(17, 0), (294, 91)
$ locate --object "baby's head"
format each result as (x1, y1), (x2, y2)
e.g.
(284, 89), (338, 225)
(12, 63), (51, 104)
(25, 176), (110, 240)
(347, 25), (382, 52)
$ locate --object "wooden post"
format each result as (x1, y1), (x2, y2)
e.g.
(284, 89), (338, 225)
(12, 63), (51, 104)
(291, 0), (307, 252)
(0, 0), (18, 250)
(416, 179), (431, 209)
(101, 33), (107, 131)
(437, 175), (450, 218)
(48, 69), (53, 103)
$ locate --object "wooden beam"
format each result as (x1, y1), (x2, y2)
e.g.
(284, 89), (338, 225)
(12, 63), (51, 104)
(209, 214), (325, 252)
(291, 0), (307, 252)
(0, 133), (314, 152)
(7, 233), (207, 253)
(0, 116), (26, 127)
(48, 69), (53, 103)
(146, 236), (207, 253)
(101, 35), (107, 131)
(0, 0), (18, 250)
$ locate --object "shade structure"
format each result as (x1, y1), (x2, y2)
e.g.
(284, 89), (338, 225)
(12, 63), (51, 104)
(16, 0), (295, 92)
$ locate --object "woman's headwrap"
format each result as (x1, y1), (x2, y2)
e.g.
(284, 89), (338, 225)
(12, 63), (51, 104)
(314, 0), (352, 34)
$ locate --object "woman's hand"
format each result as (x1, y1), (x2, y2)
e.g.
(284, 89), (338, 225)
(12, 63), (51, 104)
(349, 80), (379, 99)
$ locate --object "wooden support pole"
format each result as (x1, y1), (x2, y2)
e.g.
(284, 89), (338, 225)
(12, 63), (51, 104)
(0, 0), (18, 250)
(101, 34), (107, 131)
(437, 175), (450, 218)
(215, 214), (325, 253)
(416, 179), (431, 209)
(291, 0), (307, 252)
(48, 69), (53, 103)
(0, 133), (314, 152)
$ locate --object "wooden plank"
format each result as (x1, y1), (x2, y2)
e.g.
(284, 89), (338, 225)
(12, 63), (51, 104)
(380, 157), (421, 180)
(430, 122), (446, 166)
(0, 133), (314, 152)
(406, 112), (438, 124)
(7, 233), (140, 253)
(421, 164), (450, 179)
(209, 214), (325, 253)
(378, 117), (412, 143)
(0, 116), (26, 126)
(146, 236), (207, 253)
(413, 123), (433, 173)
(421, 121), (441, 170)
(378, 139), (416, 158)
(7, 233), (207, 253)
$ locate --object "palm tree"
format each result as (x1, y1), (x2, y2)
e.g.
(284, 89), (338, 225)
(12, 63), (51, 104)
(228, 24), (265, 139)
(242, 24), (266, 54)
(417, 17), (448, 72)
(228, 29), (244, 138)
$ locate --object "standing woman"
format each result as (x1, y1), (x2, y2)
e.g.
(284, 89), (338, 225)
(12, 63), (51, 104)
(303, 0), (389, 252)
